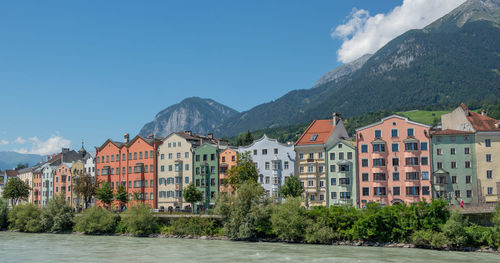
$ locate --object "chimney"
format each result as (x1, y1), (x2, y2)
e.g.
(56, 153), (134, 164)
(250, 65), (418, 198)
(496, 121), (500, 129)
(124, 133), (130, 143)
(62, 148), (69, 154)
(207, 133), (213, 139)
(332, 112), (339, 127)
(481, 110), (487, 116)
(148, 134), (154, 139)
(184, 130), (192, 136)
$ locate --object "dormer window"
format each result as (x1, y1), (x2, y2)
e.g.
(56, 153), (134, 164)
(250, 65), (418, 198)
(310, 134), (318, 141)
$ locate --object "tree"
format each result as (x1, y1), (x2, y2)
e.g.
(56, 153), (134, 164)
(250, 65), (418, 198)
(40, 191), (73, 232)
(0, 198), (8, 228)
(72, 172), (97, 209)
(183, 183), (202, 214)
(243, 130), (253, 145)
(15, 163), (29, 170)
(227, 152), (258, 190)
(2, 177), (31, 206)
(280, 174), (303, 198)
(95, 182), (114, 210)
(270, 197), (309, 242)
(115, 184), (128, 211)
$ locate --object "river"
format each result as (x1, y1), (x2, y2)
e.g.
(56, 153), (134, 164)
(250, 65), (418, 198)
(0, 232), (498, 263)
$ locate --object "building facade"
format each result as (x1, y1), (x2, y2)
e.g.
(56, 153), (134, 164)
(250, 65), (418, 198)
(326, 140), (358, 207)
(239, 134), (296, 197)
(431, 130), (477, 205)
(193, 144), (219, 210)
(17, 168), (34, 204)
(53, 163), (73, 203)
(219, 148), (238, 196)
(295, 114), (349, 207)
(41, 164), (56, 206)
(356, 115), (432, 206)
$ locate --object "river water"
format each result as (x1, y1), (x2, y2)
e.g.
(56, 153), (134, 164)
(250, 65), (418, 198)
(0, 232), (498, 263)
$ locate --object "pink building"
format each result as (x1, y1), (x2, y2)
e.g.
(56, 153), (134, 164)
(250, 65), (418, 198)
(356, 115), (432, 206)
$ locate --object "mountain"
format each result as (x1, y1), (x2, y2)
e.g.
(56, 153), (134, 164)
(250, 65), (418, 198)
(215, 0), (500, 136)
(313, 54), (372, 88)
(139, 97), (239, 138)
(0, 151), (44, 170)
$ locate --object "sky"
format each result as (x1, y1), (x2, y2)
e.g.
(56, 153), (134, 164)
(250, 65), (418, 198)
(0, 0), (465, 155)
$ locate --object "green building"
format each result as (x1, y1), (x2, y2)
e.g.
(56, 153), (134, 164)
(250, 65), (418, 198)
(431, 130), (478, 205)
(193, 143), (219, 210)
(326, 140), (358, 207)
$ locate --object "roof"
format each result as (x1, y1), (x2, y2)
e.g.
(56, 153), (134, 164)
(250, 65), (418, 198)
(432, 129), (475, 135)
(356, 115), (431, 132)
(5, 170), (18, 177)
(295, 120), (335, 146)
(239, 134), (293, 149)
(466, 111), (500, 132)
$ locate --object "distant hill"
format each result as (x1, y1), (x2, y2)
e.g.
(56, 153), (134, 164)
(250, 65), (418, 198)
(139, 97), (239, 138)
(0, 151), (44, 170)
(215, 0), (500, 136)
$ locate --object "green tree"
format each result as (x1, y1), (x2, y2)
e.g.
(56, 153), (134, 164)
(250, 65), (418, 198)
(95, 182), (114, 210)
(72, 172), (97, 209)
(115, 184), (128, 211)
(120, 204), (157, 236)
(40, 191), (74, 232)
(0, 198), (8, 229)
(73, 207), (118, 234)
(270, 197), (309, 242)
(493, 201), (500, 226)
(8, 203), (42, 232)
(183, 183), (202, 213)
(280, 174), (303, 198)
(227, 152), (258, 190)
(16, 163), (28, 170)
(243, 130), (253, 145)
(442, 210), (469, 248)
(2, 177), (31, 206)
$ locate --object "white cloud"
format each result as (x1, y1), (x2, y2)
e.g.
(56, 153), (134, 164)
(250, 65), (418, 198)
(0, 139), (8, 145)
(14, 136), (27, 144)
(332, 0), (466, 63)
(14, 135), (71, 156)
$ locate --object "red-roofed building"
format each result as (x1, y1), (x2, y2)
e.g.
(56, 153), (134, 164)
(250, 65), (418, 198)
(294, 113), (349, 207)
(441, 104), (500, 202)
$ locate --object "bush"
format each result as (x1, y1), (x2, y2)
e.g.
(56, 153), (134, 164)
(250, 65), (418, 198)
(270, 197), (309, 242)
(305, 219), (335, 244)
(465, 224), (499, 248)
(169, 217), (220, 236)
(73, 207), (118, 234)
(120, 204), (157, 236)
(0, 198), (8, 229)
(8, 203), (42, 232)
(40, 195), (74, 232)
(411, 229), (447, 249)
(442, 210), (468, 248)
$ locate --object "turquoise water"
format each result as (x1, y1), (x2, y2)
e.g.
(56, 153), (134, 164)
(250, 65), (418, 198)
(0, 232), (498, 263)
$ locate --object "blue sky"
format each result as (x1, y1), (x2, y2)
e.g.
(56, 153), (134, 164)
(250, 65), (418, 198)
(0, 0), (464, 155)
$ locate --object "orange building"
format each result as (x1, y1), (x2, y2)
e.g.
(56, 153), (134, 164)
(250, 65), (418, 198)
(32, 168), (42, 206)
(53, 163), (73, 203)
(219, 148), (238, 196)
(96, 134), (162, 210)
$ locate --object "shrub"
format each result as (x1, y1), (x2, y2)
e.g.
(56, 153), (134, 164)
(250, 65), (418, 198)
(73, 207), (118, 234)
(8, 203), (42, 232)
(120, 204), (157, 236)
(411, 229), (447, 249)
(170, 217), (220, 236)
(270, 197), (309, 242)
(465, 224), (499, 248)
(0, 198), (8, 229)
(305, 219), (335, 244)
(40, 195), (74, 232)
(442, 210), (468, 248)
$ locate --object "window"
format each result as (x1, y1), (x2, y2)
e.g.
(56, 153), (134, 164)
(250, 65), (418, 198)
(340, 192), (351, 199)
(338, 144), (342, 148)
(487, 170), (493, 179)
(373, 144), (385, 152)
(329, 153), (335, 160)
(338, 152), (344, 160)
(361, 145), (368, 153)
(422, 186), (430, 195)
(274, 148), (278, 154)
(465, 161), (471, 168)
(362, 173), (369, 182)
(373, 173), (386, 181)
(308, 180), (314, 187)
(375, 130), (381, 138)
(262, 149), (268, 155)
(284, 161), (289, 169)
(487, 187), (494, 195)
(421, 157), (428, 165)
(139, 152), (143, 159)
(392, 158), (399, 166)
(339, 165), (349, 172)
(452, 176), (457, 184)
(299, 166), (304, 173)
(329, 165), (336, 172)
(362, 187), (369, 196)
(161, 165), (165, 172)
(253, 150), (257, 155)
(421, 171), (429, 180)
(168, 153), (172, 159)
(420, 142), (428, 151)
(393, 172), (400, 181)
(451, 161), (457, 169)
(150, 150), (153, 158)
(319, 180), (325, 187)
(373, 158), (385, 167)
(307, 165), (314, 173)
(339, 178), (350, 185)
(406, 172), (419, 180)
(310, 134), (318, 141)
(464, 147), (470, 154)
(407, 128), (414, 137)
(210, 166), (215, 174)
(436, 148), (442, 155)
(437, 162), (443, 169)
(374, 187), (386, 196)
(361, 159), (368, 167)
(347, 152), (353, 160)
(309, 153), (314, 159)
(122, 167), (125, 174)
(160, 154), (165, 160)
(264, 162), (270, 170)
(299, 153), (304, 159)
(405, 157), (419, 166)
(391, 129), (398, 137)
(393, 187), (400, 196)
(330, 178), (337, 185)
(455, 190), (461, 198)
(406, 186), (420, 196)
(145, 151), (148, 159)
(467, 190), (472, 198)
(392, 143), (399, 152)
(168, 165), (172, 171)
(331, 192), (337, 199)
(185, 164), (189, 171)
(450, 148), (456, 155)
(122, 153), (126, 161)
(486, 154), (492, 162)
(210, 154), (215, 161)
(405, 143), (418, 151)
(485, 139), (491, 147)
(466, 176), (471, 184)
(134, 152), (137, 160)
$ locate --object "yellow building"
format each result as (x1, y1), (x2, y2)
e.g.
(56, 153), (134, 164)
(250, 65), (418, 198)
(71, 161), (85, 210)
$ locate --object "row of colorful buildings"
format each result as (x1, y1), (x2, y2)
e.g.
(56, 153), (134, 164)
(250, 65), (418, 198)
(1, 103), (499, 210)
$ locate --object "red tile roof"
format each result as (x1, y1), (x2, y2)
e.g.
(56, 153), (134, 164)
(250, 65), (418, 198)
(466, 111), (500, 132)
(295, 119), (335, 146)
(432, 129), (475, 135)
